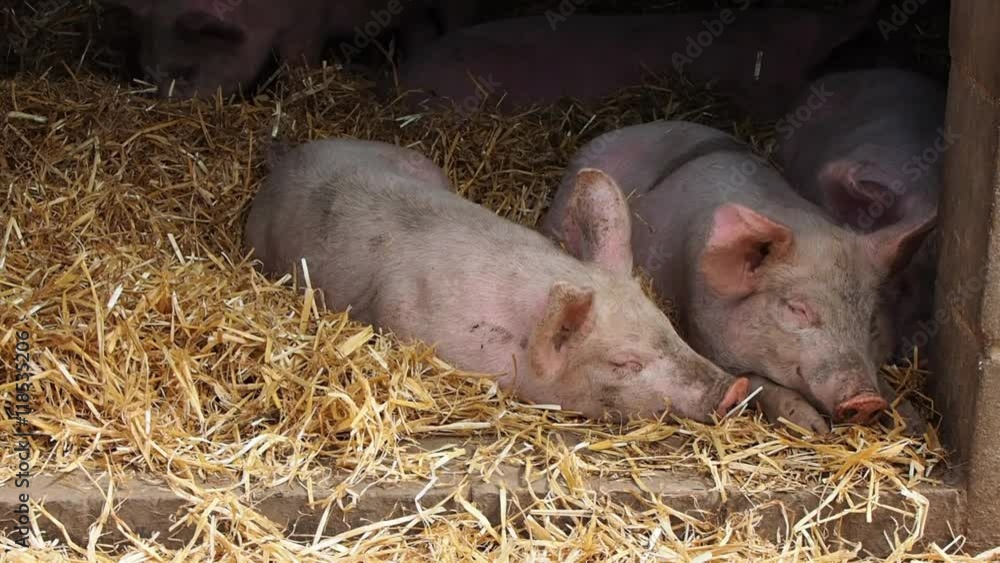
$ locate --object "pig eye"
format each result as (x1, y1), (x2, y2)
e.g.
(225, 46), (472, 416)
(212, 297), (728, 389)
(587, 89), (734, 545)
(785, 300), (815, 325)
(612, 360), (643, 374)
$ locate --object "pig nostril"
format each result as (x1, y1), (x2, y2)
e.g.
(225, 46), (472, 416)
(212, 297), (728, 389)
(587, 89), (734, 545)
(835, 394), (888, 424)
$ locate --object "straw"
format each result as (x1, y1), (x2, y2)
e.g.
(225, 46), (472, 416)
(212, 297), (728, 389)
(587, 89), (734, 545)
(0, 0), (976, 561)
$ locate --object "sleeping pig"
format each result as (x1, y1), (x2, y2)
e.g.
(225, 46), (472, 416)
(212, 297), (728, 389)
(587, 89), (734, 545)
(104, 0), (479, 99)
(775, 68), (949, 361)
(244, 138), (750, 423)
(542, 121), (934, 434)
(394, 0), (878, 119)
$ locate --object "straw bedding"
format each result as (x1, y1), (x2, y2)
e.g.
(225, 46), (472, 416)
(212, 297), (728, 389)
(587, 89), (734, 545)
(0, 1), (991, 561)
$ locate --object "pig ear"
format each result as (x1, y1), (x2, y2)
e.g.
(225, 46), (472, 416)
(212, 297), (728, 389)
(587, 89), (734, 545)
(865, 211), (936, 277)
(560, 168), (634, 276)
(700, 204), (794, 298)
(818, 160), (904, 231)
(530, 282), (595, 378)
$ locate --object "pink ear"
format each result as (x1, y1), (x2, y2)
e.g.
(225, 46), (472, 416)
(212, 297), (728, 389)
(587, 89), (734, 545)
(560, 168), (634, 276)
(700, 204), (794, 297)
(865, 211), (936, 276)
(530, 282), (595, 378)
(817, 160), (908, 231)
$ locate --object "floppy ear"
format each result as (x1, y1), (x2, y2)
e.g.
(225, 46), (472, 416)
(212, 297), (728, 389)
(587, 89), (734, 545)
(560, 168), (634, 276)
(700, 204), (794, 298)
(817, 160), (905, 231)
(530, 282), (595, 378)
(864, 210), (936, 277)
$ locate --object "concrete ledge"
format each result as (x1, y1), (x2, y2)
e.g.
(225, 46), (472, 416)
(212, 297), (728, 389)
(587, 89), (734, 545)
(0, 462), (965, 556)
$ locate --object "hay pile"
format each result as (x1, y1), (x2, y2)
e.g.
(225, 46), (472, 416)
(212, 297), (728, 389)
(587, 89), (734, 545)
(0, 60), (991, 561)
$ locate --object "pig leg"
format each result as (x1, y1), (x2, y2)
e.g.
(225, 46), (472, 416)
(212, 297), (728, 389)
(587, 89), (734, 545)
(876, 375), (925, 437)
(748, 375), (830, 435)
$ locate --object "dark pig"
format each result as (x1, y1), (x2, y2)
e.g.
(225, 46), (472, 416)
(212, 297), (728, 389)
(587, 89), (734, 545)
(394, 1), (878, 119)
(244, 138), (750, 423)
(104, 0), (479, 99)
(775, 68), (948, 361)
(542, 121), (934, 433)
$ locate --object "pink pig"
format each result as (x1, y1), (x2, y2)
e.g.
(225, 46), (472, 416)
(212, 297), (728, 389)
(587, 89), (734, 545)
(543, 121), (934, 433)
(244, 138), (750, 423)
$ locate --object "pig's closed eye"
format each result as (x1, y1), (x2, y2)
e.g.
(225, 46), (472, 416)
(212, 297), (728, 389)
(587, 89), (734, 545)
(611, 359), (643, 374)
(785, 300), (816, 325)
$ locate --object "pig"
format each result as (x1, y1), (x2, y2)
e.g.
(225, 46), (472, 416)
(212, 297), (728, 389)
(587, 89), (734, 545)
(243, 138), (750, 423)
(775, 68), (948, 362)
(393, 0), (879, 120)
(103, 0), (480, 99)
(542, 121), (935, 434)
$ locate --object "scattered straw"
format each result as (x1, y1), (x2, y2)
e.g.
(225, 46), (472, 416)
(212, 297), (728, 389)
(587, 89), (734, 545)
(0, 1), (989, 561)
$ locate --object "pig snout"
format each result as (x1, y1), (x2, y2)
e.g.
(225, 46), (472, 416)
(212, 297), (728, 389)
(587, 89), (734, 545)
(637, 360), (751, 424)
(835, 393), (889, 424)
(810, 369), (888, 424)
(716, 376), (751, 417)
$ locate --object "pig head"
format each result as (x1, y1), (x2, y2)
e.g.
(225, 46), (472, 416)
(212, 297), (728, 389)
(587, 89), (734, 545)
(776, 69), (948, 360)
(687, 202), (932, 424)
(104, 0), (481, 99)
(103, 0), (319, 98)
(519, 170), (751, 422)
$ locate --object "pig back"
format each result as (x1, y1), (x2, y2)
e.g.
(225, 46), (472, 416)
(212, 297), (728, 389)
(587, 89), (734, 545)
(549, 121), (814, 250)
(544, 121), (746, 240)
(244, 139), (454, 311)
